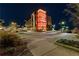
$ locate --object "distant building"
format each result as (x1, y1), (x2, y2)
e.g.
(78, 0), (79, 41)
(25, 9), (52, 32)
(36, 9), (47, 31)
(47, 16), (52, 31)
(25, 17), (33, 31)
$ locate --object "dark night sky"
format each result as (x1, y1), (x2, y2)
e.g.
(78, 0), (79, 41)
(0, 3), (73, 29)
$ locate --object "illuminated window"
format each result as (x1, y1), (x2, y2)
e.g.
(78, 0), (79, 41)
(36, 9), (47, 31)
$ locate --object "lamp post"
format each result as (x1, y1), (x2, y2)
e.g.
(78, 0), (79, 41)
(60, 21), (65, 32)
(52, 24), (55, 31)
(65, 26), (69, 32)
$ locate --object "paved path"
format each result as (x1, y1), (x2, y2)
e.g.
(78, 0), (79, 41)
(18, 31), (79, 56)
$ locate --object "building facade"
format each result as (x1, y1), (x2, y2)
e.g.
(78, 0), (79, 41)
(36, 9), (47, 31)
(25, 9), (52, 32)
(47, 16), (52, 31)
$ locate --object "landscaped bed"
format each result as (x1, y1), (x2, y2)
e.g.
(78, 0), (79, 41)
(55, 39), (79, 52)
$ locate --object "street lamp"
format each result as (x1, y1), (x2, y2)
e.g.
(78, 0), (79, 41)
(60, 21), (66, 32)
(61, 21), (65, 25)
(52, 24), (55, 31)
(65, 26), (69, 32)
(66, 26), (69, 29)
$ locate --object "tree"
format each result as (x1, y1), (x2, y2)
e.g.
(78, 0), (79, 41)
(0, 19), (5, 30)
(64, 4), (79, 28)
(8, 22), (18, 33)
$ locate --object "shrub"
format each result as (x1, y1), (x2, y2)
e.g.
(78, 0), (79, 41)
(0, 30), (22, 49)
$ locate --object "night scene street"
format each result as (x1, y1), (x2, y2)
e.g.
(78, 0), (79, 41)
(0, 3), (79, 56)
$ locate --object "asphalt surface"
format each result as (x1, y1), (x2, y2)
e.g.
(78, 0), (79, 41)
(18, 31), (79, 56)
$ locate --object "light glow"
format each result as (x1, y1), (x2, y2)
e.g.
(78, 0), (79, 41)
(36, 9), (47, 31)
